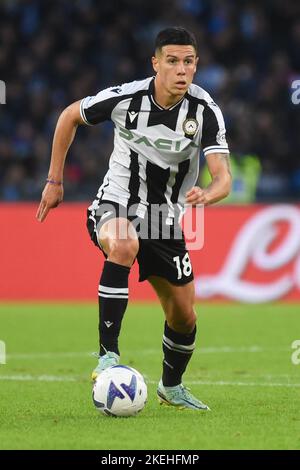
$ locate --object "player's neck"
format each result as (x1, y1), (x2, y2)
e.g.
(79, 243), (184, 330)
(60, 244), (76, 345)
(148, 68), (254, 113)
(153, 77), (185, 110)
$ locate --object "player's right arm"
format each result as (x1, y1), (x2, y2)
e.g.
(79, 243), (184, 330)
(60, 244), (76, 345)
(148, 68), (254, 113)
(36, 101), (84, 222)
(37, 81), (138, 221)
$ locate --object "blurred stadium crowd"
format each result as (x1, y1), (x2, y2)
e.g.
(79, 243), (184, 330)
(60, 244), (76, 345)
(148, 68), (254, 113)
(1, 0), (300, 202)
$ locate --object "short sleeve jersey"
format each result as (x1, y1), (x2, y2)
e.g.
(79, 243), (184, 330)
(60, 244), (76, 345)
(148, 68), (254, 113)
(81, 77), (229, 219)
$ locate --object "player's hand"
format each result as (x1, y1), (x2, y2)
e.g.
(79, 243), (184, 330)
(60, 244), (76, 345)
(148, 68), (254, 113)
(36, 183), (64, 222)
(185, 186), (207, 206)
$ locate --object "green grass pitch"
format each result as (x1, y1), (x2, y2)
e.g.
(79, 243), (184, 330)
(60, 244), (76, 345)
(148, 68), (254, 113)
(0, 303), (299, 450)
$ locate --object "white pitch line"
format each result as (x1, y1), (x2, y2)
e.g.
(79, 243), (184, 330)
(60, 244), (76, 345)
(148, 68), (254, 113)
(0, 374), (299, 387)
(180, 380), (300, 388)
(6, 346), (290, 360)
(0, 374), (76, 382)
(6, 352), (93, 359)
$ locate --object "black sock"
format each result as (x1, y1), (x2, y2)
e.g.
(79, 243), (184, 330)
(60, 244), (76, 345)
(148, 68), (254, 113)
(162, 321), (196, 386)
(98, 260), (130, 356)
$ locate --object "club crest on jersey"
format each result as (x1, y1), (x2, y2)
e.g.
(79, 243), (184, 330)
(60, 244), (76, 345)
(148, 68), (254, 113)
(183, 118), (198, 136)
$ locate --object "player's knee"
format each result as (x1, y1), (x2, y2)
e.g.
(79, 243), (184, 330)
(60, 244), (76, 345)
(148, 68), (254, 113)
(169, 308), (197, 334)
(108, 238), (139, 266)
(187, 309), (197, 331)
(182, 313), (197, 333)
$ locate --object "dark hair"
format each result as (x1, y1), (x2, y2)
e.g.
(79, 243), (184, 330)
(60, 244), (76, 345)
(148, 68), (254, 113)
(155, 27), (197, 54)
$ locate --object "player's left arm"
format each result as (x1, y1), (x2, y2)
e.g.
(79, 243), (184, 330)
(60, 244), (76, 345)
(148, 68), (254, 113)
(185, 152), (232, 206)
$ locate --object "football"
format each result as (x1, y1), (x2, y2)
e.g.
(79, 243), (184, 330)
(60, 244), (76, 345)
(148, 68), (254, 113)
(92, 365), (147, 417)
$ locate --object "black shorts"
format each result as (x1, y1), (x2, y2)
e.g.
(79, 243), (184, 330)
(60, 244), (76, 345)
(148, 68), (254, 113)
(86, 200), (194, 286)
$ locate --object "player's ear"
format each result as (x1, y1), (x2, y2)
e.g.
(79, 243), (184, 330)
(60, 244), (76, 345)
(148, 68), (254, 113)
(194, 56), (199, 72)
(152, 56), (159, 73)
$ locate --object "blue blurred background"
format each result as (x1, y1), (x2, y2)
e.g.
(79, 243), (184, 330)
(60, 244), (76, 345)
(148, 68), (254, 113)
(1, 0), (300, 203)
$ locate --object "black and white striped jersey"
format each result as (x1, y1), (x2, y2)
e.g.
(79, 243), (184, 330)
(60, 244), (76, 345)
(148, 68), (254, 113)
(80, 76), (229, 221)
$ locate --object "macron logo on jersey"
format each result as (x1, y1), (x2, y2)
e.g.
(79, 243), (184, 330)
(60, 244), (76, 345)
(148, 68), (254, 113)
(128, 111), (138, 123)
(110, 87), (122, 94)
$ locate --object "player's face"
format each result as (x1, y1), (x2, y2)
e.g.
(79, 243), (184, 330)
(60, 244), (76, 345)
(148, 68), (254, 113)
(152, 45), (198, 97)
